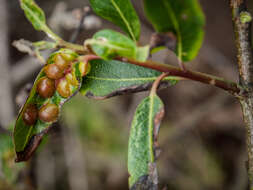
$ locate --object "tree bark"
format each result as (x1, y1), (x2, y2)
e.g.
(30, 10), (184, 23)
(229, 0), (253, 188)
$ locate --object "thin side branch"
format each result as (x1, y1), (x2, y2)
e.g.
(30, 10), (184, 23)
(150, 73), (169, 95)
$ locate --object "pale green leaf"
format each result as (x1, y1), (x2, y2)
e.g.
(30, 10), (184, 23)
(128, 94), (164, 187)
(85, 29), (149, 61)
(20, 0), (46, 30)
(19, 0), (60, 41)
(80, 59), (178, 99)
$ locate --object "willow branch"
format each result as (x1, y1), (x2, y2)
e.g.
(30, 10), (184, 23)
(117, 57), (241, 95)
(229, 0), (253, 188)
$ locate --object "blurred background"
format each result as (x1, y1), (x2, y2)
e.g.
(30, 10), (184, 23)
(0, 0), (253, 189)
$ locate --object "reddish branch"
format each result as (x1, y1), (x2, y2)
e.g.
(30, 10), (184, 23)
(117, 58), (241, 95)
(78, 54), (241, 95)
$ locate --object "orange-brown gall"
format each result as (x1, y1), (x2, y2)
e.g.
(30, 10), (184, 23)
(38, 103), (59, 122)
(79, 61), (91, 76)
(36, 77), (55, 98)
(56, 79), (72, 98)
(22, 104), (38, 125)
(54, 54), (70, 70)
(66, 73), (78, 86)
(44, 64), (64, 80)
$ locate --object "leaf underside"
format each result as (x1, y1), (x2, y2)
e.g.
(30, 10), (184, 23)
(128, 95), (164, 187)
(80, 59), (178, 99)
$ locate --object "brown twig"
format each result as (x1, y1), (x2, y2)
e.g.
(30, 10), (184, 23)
(117, 57), (241, 95)
(229, 0), (253, 188)
(150, 73), (169, 95)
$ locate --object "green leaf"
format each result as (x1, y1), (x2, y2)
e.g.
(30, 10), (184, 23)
(143, 0), (205, 61)
(0, 131), (25, 183)
(13, 49), (81, 162)
(19, 0), (60, 41)
(85, 29), (149, 61)
(80, 59), (178, 99)
(136, 45), (150, 62)
(20, 0), (46, 30)
(128, 94), (164, 187)
(89, 0), (141, 41)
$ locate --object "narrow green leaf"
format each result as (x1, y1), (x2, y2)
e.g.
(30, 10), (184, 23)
(89, 0), (141, 41)
(13, 49), (81, 162)
(80, 59), (178, 99)
(19, 0), (60, 41)
(128, 94), (164, 187)
(143, 0), (205, 61)
(20, 0), (46, 30)
(85, 29), (149, 61)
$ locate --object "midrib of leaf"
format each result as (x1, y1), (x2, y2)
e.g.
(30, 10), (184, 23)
(110, 0), (136, 41)
(162, 0), (182, 61)
(86, 76), (179, 82)
(148, 94), (155, 163)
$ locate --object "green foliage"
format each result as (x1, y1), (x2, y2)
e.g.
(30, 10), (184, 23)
(80, 59), (178, 99)
(13, 49), (80, 156)
(13, 1), (213, 189)
(85, 29), (149, 61)
(89, 0), (141, 41)
(20, 0), (46, 31)
(0, 131), (24, 183)
(19, 0), (61, 41)
(143, 0), (205, 61)
(128, 94), (164, 187)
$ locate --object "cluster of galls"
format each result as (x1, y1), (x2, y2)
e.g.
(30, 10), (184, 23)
(22, 53), (90, 126)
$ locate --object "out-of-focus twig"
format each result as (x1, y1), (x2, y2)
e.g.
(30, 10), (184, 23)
(69, 7), (91, 43)
(167, 93), (230, 141)
(0, 0), (14, 128)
